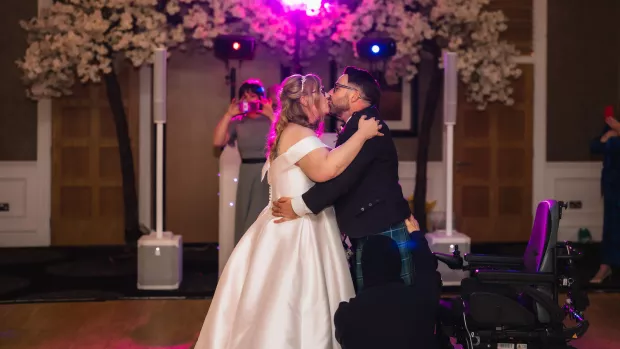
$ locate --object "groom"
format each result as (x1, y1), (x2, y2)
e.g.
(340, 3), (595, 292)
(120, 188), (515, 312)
(272, 66), (437, 292)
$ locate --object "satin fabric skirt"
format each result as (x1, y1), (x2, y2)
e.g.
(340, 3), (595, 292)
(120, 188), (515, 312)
(194, 205), (355, 349)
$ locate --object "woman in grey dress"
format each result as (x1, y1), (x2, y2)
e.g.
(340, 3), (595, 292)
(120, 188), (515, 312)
(213, 80), (275, 244)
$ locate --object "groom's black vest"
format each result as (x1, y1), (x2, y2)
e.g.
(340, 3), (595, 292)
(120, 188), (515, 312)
(302, 106), (411, 238)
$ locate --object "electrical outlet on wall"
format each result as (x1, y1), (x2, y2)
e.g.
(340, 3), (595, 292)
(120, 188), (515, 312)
(0, 203), (9, 212)
(568, 201), (582, 209)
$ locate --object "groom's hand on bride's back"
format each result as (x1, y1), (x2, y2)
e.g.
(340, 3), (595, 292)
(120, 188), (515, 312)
(272, 197), (299, 223)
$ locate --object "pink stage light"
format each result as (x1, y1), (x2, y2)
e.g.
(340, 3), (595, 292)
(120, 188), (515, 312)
(281, 0), (324, 16)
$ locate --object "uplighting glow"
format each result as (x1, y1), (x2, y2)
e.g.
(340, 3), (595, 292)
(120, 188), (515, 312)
(281, 0), (323, 16)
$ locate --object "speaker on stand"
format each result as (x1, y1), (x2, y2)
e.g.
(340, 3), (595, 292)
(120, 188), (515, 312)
(424, 52), (471, 286)
(137, 48), (183, 290)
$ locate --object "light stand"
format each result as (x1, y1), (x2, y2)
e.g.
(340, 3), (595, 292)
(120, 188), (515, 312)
(226, 67), (237, 101)
(293, 11), (303, 74)
(137, 47), (183, 290)
(424, 51), (470, 286)
(280, 10), (304, 80)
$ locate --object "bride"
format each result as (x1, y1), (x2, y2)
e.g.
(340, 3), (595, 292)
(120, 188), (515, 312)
(194, 73), (383, 349)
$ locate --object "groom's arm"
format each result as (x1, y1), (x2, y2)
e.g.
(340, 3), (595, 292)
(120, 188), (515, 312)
(292, 135), (382, 215)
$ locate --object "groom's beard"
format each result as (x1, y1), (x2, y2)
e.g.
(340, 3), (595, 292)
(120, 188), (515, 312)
(329, 99), (350, 121)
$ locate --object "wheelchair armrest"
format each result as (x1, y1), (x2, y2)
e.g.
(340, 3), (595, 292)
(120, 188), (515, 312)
(434, 252), (464, 270)
(475, 270), (556, 284)
(464, 254), (524, 268)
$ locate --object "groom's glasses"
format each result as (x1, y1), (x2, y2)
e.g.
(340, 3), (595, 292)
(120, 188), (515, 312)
(334, 83), (359, 92)
(334, 83), (371, 102)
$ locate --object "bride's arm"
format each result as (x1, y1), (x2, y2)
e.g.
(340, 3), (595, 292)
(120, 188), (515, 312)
(294, 126), (375, 183)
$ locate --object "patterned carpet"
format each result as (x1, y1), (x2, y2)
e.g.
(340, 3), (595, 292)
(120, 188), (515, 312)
(0, 242), (616, 303)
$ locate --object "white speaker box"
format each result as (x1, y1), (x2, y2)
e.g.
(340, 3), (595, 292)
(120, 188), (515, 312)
(137, 232), (183, 290)
(426, 230), (470, 286)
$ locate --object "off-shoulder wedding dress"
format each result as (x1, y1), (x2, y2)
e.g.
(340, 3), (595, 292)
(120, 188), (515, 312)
(194, 136), (355, 349)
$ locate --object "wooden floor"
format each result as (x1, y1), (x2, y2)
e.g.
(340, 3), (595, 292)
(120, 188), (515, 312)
(1, 293), (619, 349)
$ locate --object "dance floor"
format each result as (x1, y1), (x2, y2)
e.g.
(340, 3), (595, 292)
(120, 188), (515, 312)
(1, 293), (619, 349)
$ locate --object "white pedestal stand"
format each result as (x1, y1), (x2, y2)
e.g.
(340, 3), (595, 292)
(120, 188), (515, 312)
(218, 144), (241, 276)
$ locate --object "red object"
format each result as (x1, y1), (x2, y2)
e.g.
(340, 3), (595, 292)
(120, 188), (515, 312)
(605, 106), (613, 119)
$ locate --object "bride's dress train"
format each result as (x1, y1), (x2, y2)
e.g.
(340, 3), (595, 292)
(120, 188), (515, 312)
(194, 136), (355, 349)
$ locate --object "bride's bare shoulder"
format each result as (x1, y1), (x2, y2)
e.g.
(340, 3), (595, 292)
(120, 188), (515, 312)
(279, 124), (316, 151)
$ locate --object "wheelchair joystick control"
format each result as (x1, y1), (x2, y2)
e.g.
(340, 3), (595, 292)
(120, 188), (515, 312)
(433, 244), (464, 270)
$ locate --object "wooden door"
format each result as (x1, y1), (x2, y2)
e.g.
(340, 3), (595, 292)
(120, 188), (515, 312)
(454, 64), (533, 242)
(51, 67), (139, 245)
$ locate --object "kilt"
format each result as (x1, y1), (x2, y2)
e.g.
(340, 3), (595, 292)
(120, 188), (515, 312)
(353, 221), (413, 291)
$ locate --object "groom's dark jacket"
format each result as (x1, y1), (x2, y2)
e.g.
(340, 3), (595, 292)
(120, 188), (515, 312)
(302, 106), (411, 238)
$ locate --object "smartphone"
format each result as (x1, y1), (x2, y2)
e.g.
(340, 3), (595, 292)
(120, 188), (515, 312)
(605, 106), (613, 119)
(239, 101), (263, 113)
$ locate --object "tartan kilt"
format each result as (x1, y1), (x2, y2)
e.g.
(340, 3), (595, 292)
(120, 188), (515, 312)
(353, 221), (413, 291)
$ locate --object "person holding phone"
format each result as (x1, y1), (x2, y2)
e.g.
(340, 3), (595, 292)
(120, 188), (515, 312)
(213, 79), (275, 244)
(589, 105), (620, 283)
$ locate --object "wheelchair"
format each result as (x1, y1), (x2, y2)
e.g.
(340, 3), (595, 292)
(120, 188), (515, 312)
(434, 200), (590, 349)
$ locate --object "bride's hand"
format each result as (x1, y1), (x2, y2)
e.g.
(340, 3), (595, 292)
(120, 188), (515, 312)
(357, 115), (384, 139)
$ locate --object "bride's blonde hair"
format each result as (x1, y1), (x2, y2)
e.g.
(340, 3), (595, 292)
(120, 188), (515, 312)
(266, 74), (324, 161)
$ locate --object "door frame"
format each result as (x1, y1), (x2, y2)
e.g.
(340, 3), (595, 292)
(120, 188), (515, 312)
(22, 0), (53, 246)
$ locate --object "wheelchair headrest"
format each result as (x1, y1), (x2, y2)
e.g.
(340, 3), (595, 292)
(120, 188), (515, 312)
(524, 200), (560, 273)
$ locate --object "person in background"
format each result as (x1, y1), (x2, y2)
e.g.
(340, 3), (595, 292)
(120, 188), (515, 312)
(213, 79), (275, 244)
(589, 111), (620, 283)
(334, 233), (441, 349)
(267, 84), (280, 111)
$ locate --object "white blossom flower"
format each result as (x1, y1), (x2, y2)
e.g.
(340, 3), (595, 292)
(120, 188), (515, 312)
(20, 0), (520, 110)
(18, 0), (186, 99)
(331, 0), (519, 109)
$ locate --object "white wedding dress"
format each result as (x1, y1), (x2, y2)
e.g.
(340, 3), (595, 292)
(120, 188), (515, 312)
(194, 135), (356, 349)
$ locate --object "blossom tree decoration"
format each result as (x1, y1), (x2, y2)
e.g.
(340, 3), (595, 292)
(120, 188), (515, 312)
(180, 0), (248, 49)
(333, 0), (522, 231)
(330, 0), (434, 78)
(430, 0), (521, 109)
(17, 0), (187, 244)
(18, 0), (186, 98)
(182, 0), (351, 65)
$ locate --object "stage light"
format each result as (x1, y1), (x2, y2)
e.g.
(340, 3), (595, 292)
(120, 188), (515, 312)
(281, 0), (323, 16)
(356, 37), (396, 61)
(214, 35), (256, 61)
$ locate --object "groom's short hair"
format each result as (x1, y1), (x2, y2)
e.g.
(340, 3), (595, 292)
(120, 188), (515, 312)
(343, 66), (381, 107)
